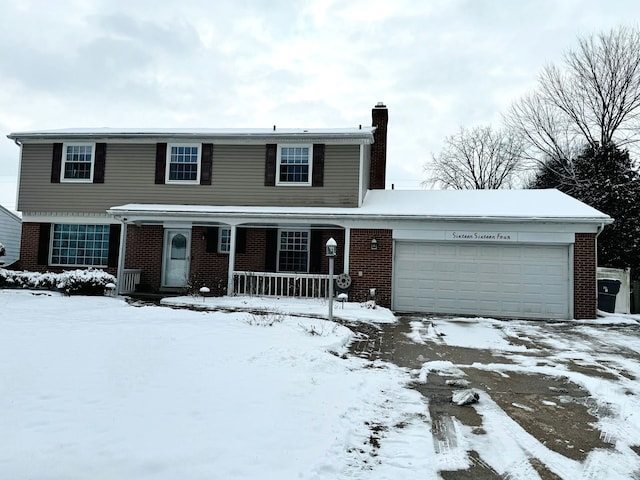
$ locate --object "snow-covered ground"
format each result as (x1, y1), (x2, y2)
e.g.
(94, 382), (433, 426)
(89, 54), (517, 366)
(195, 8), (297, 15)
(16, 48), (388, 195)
(0, 291), (431, 479)
(2, 290), (640, 479)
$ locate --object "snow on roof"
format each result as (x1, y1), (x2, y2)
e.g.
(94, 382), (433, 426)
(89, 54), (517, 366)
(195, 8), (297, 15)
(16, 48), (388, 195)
(7, 127), (375, 143)
(108, 189), (611, 223)
(360, 189), (612, 220)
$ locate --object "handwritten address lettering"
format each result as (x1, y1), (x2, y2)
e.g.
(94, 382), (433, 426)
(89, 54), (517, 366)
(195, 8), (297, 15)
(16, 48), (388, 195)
(447, 231), (516, 241)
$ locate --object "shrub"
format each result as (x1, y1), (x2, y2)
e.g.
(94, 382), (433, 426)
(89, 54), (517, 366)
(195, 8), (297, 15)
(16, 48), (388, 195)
(0, 268), (117, 295)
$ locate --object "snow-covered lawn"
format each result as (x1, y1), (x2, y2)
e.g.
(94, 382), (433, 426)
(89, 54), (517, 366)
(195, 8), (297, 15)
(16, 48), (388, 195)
(0, 291), (431, 479)
(3, 290), (640, 479)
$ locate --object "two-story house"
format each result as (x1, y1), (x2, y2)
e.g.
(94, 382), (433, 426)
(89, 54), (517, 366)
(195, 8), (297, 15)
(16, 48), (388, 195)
(8, 103), (612, 319)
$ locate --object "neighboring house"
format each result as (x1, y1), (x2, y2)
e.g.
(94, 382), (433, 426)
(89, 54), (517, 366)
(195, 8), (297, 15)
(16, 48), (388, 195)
(0, 203), (21, 266)
(7, 103), (612, 319)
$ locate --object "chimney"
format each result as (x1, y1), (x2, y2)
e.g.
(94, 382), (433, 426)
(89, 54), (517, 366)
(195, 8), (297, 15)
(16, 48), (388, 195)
(370, 102), (388, 190)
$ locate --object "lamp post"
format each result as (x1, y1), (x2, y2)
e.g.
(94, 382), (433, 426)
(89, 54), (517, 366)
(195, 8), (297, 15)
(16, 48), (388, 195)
(326, 237), (337, 322)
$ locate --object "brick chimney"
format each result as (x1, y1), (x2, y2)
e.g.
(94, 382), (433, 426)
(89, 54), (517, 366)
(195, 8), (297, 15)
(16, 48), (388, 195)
(370, 102), (388, 190)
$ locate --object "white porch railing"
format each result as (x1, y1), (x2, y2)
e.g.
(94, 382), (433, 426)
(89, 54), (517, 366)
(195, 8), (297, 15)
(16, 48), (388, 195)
(119, 268), (142, 294)
(233, 271), (330, 298)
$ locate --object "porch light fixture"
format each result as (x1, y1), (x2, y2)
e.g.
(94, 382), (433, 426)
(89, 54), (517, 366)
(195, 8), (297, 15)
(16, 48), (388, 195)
(326, 237), (338, 322)
(370, 238), (378, 251)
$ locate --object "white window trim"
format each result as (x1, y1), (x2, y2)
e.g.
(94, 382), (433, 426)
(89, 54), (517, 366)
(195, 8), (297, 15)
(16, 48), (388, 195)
(275, 144), (313, 186)
(49, 223), (110, 268)
(60, 142), (95, 183)
(218, 227), (231, 254)
(165, 143), (202, 184)
(276, 228), (310, 273)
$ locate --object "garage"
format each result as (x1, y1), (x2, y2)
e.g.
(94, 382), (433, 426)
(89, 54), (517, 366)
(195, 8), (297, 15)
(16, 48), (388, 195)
(393, 241), (571, 319)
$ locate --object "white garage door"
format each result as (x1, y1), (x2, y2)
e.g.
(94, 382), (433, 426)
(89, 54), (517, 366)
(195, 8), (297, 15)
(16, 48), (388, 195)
(393, 242), (570, 319)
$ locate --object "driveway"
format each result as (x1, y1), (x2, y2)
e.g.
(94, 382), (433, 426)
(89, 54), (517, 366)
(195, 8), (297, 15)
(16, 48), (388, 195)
(348, 315), (640, 479)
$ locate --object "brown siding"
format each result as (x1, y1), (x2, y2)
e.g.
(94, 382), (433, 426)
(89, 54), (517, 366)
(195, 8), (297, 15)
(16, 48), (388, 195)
(349, 229), (392, 307)
(574, 233), (597, 319)
(18, 142), (361, 212)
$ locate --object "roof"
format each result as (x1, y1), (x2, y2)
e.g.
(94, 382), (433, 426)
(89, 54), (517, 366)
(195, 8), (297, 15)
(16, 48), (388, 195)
(7, 127), (376, 144)
(359, 189), (612, 221)
(0, 204), (21, 223)
(108, 189), (612, 224)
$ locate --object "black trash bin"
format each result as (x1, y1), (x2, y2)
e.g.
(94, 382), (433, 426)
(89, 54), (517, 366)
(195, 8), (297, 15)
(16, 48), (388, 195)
(597, 279), (622, 313)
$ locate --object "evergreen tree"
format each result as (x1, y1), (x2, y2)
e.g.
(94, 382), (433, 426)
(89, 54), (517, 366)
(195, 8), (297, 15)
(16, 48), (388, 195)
(530, 143), (640, 276)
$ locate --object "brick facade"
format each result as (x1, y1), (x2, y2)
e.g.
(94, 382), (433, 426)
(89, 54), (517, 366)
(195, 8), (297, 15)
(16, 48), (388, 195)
(348, 229), (392, 307)
(574, 233), (597, 319)
(124, 225), (164, 291)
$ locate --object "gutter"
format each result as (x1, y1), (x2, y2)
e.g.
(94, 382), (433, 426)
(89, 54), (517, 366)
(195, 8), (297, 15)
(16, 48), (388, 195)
(107, 207), (613, 226)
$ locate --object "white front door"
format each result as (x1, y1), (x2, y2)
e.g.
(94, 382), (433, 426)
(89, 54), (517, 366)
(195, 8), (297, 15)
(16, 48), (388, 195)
(162, 229), (191, 288)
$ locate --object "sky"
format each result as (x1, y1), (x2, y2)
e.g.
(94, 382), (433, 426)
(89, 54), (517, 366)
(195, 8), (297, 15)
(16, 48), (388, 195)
(1, 0), (640, 212)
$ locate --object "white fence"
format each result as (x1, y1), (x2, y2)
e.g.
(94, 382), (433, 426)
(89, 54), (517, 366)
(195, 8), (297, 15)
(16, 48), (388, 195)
(233, 271), (330, 298)
(119, 268), (142, 294)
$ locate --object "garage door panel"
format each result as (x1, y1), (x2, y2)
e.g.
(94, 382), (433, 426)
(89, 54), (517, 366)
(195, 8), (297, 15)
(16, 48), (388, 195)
(394, 242), (570, 319)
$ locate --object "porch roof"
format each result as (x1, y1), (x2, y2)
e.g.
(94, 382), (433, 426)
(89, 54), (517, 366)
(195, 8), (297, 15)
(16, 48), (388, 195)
(107, 189), (612, 225)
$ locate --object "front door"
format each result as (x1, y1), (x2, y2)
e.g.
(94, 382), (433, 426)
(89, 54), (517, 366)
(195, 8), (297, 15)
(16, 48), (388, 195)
(162, 229), (191, 288)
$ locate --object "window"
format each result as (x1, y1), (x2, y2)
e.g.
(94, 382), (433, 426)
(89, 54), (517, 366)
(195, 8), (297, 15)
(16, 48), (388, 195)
(218, 227), (231, 253)
(276, 145), (312, 185)
(278, 230), (309, 272)
(166, 144), (200, 183)
(50, 224), (110, 266)
(62, 143), (94, 182)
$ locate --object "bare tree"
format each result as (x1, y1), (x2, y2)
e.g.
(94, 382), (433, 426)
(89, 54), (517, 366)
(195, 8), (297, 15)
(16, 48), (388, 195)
(424, 126), (526, 189)
(506, 25), (640, 164)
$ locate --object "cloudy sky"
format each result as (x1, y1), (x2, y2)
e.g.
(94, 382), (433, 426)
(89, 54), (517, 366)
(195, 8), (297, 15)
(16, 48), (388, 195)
(1, 0), (639, 212)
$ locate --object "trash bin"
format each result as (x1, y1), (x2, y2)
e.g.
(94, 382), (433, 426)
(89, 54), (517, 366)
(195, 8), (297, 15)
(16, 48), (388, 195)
(597, 279), (622, 313)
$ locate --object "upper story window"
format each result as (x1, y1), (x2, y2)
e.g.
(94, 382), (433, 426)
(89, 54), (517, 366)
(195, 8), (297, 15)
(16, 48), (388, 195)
(50, 224), (110, 267)
(218, 227), (231, 253)
(276, 145), (312, 186)
(62, 143), (94, 182)
(166, 144), (201, 183)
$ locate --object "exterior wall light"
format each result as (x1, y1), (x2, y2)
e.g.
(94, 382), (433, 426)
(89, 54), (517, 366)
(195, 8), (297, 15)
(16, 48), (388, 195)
(370, 238), (378, 251)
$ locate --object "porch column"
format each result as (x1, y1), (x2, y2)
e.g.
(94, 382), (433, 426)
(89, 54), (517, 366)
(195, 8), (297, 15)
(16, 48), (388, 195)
(226, 225), (237, 296)
(116, 220), (128, 295)
(343, 227), (351, 274)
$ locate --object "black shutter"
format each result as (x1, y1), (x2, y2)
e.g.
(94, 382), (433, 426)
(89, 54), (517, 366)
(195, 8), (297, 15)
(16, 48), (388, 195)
(108, 224), (121, 268)
(265, 144), (277, 186)
(155, 143), (167, 184)
(312, 144), (325, 187)
(201, 143), (213, 185)
(51, 143), (63, 183)
(236, 228), (247, 254)
(309, 229), (323, 273)
(206, 227), (218, 253)
(93, 143), (107, 184)
(37, 223), (51, 265)
(265, 228), (278, 272)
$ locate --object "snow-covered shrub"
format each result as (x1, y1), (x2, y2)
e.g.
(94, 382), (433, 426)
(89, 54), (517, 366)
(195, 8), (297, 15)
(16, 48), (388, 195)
(0, 243), (5, 257)
(0, 268), (116, 295)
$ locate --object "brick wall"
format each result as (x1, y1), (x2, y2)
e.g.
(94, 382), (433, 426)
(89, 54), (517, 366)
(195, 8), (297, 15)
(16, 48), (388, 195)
(574, 233), (597, 319)
(19, 222), (39, 272)
(124, 225), (164, 291)
(348, 229), (392, 307)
